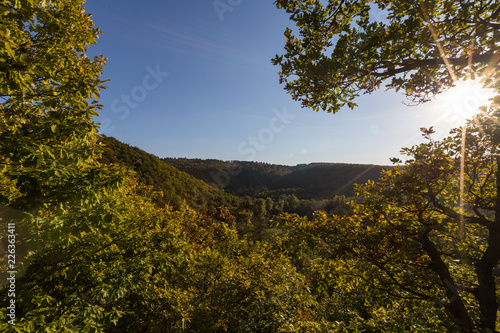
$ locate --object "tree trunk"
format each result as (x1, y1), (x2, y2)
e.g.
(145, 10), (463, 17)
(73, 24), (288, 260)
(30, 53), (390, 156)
(475, 225), (500, 332)
(474, 156), (500, 332)
(420, 232), (476, 332)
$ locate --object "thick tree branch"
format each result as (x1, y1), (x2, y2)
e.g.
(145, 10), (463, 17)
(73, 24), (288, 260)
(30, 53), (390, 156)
(490, 5), (500, 21)
(419, 232), (476, 332)
(430, 197), (490, 227)
(369, 258), (434, 300)
(355, 267), (432, 301)
(371, 51), (500, 78)
(473, 155), (500, 332)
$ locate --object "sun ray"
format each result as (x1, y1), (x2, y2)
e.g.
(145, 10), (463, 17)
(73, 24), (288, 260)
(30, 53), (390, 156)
(417, 0), (498, 246)
(418, 0), (458, 84)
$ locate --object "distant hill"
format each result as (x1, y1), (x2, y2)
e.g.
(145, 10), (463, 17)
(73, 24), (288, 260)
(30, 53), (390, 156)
(275, 162), (389, 198)
(95, 138), (383, 220)
(162, 158), (390, 199)
(96, 136), (389, 213)
(98, 137), (234, 210)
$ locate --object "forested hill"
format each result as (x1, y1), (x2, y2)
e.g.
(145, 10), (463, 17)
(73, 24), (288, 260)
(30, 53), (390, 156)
(98, 136), (235, 210)
(97, 136), (388, 208)
(162, 158), (390, 199)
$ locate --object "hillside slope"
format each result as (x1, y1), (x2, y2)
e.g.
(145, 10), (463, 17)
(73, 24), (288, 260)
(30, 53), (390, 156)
(98, 136), (234, 210)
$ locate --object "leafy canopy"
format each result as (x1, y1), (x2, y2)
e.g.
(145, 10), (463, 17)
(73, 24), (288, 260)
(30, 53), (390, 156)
(273, 0), (500, 112)
(274, 107), (500, 332)
(0, 0), (108, 209)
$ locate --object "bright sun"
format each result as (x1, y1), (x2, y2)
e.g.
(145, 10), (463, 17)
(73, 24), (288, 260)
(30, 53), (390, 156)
(437, 78), (497, 122)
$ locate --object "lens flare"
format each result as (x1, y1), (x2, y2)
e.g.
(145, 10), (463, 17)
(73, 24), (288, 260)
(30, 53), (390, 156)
(438, 79), (496, 122)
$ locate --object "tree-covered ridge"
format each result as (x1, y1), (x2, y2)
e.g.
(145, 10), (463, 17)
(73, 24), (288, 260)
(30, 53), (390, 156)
(98, 136), (233, 211)
(161, 158), (291, 196)
(97, 138), (353, 234)
(163, 157), (388, 199)
(276, 162), (390, 198)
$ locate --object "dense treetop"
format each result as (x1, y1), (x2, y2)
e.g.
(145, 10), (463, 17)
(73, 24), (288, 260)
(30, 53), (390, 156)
(273, 0), (500, 113)
(0, 0), (108, 209)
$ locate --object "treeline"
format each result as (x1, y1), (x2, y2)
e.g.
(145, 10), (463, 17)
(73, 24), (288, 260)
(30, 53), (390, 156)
(162, 157), (389, 199)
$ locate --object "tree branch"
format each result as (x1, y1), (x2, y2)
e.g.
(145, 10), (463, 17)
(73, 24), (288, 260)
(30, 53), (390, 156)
(419, 231), (476, 332)
(489, 5), (500, 21)
(430, 196), (490, 227)
(371, 51), (500, 78)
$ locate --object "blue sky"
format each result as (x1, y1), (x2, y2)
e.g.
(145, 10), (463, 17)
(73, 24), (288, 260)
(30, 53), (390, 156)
(83, 1), (492, 166)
